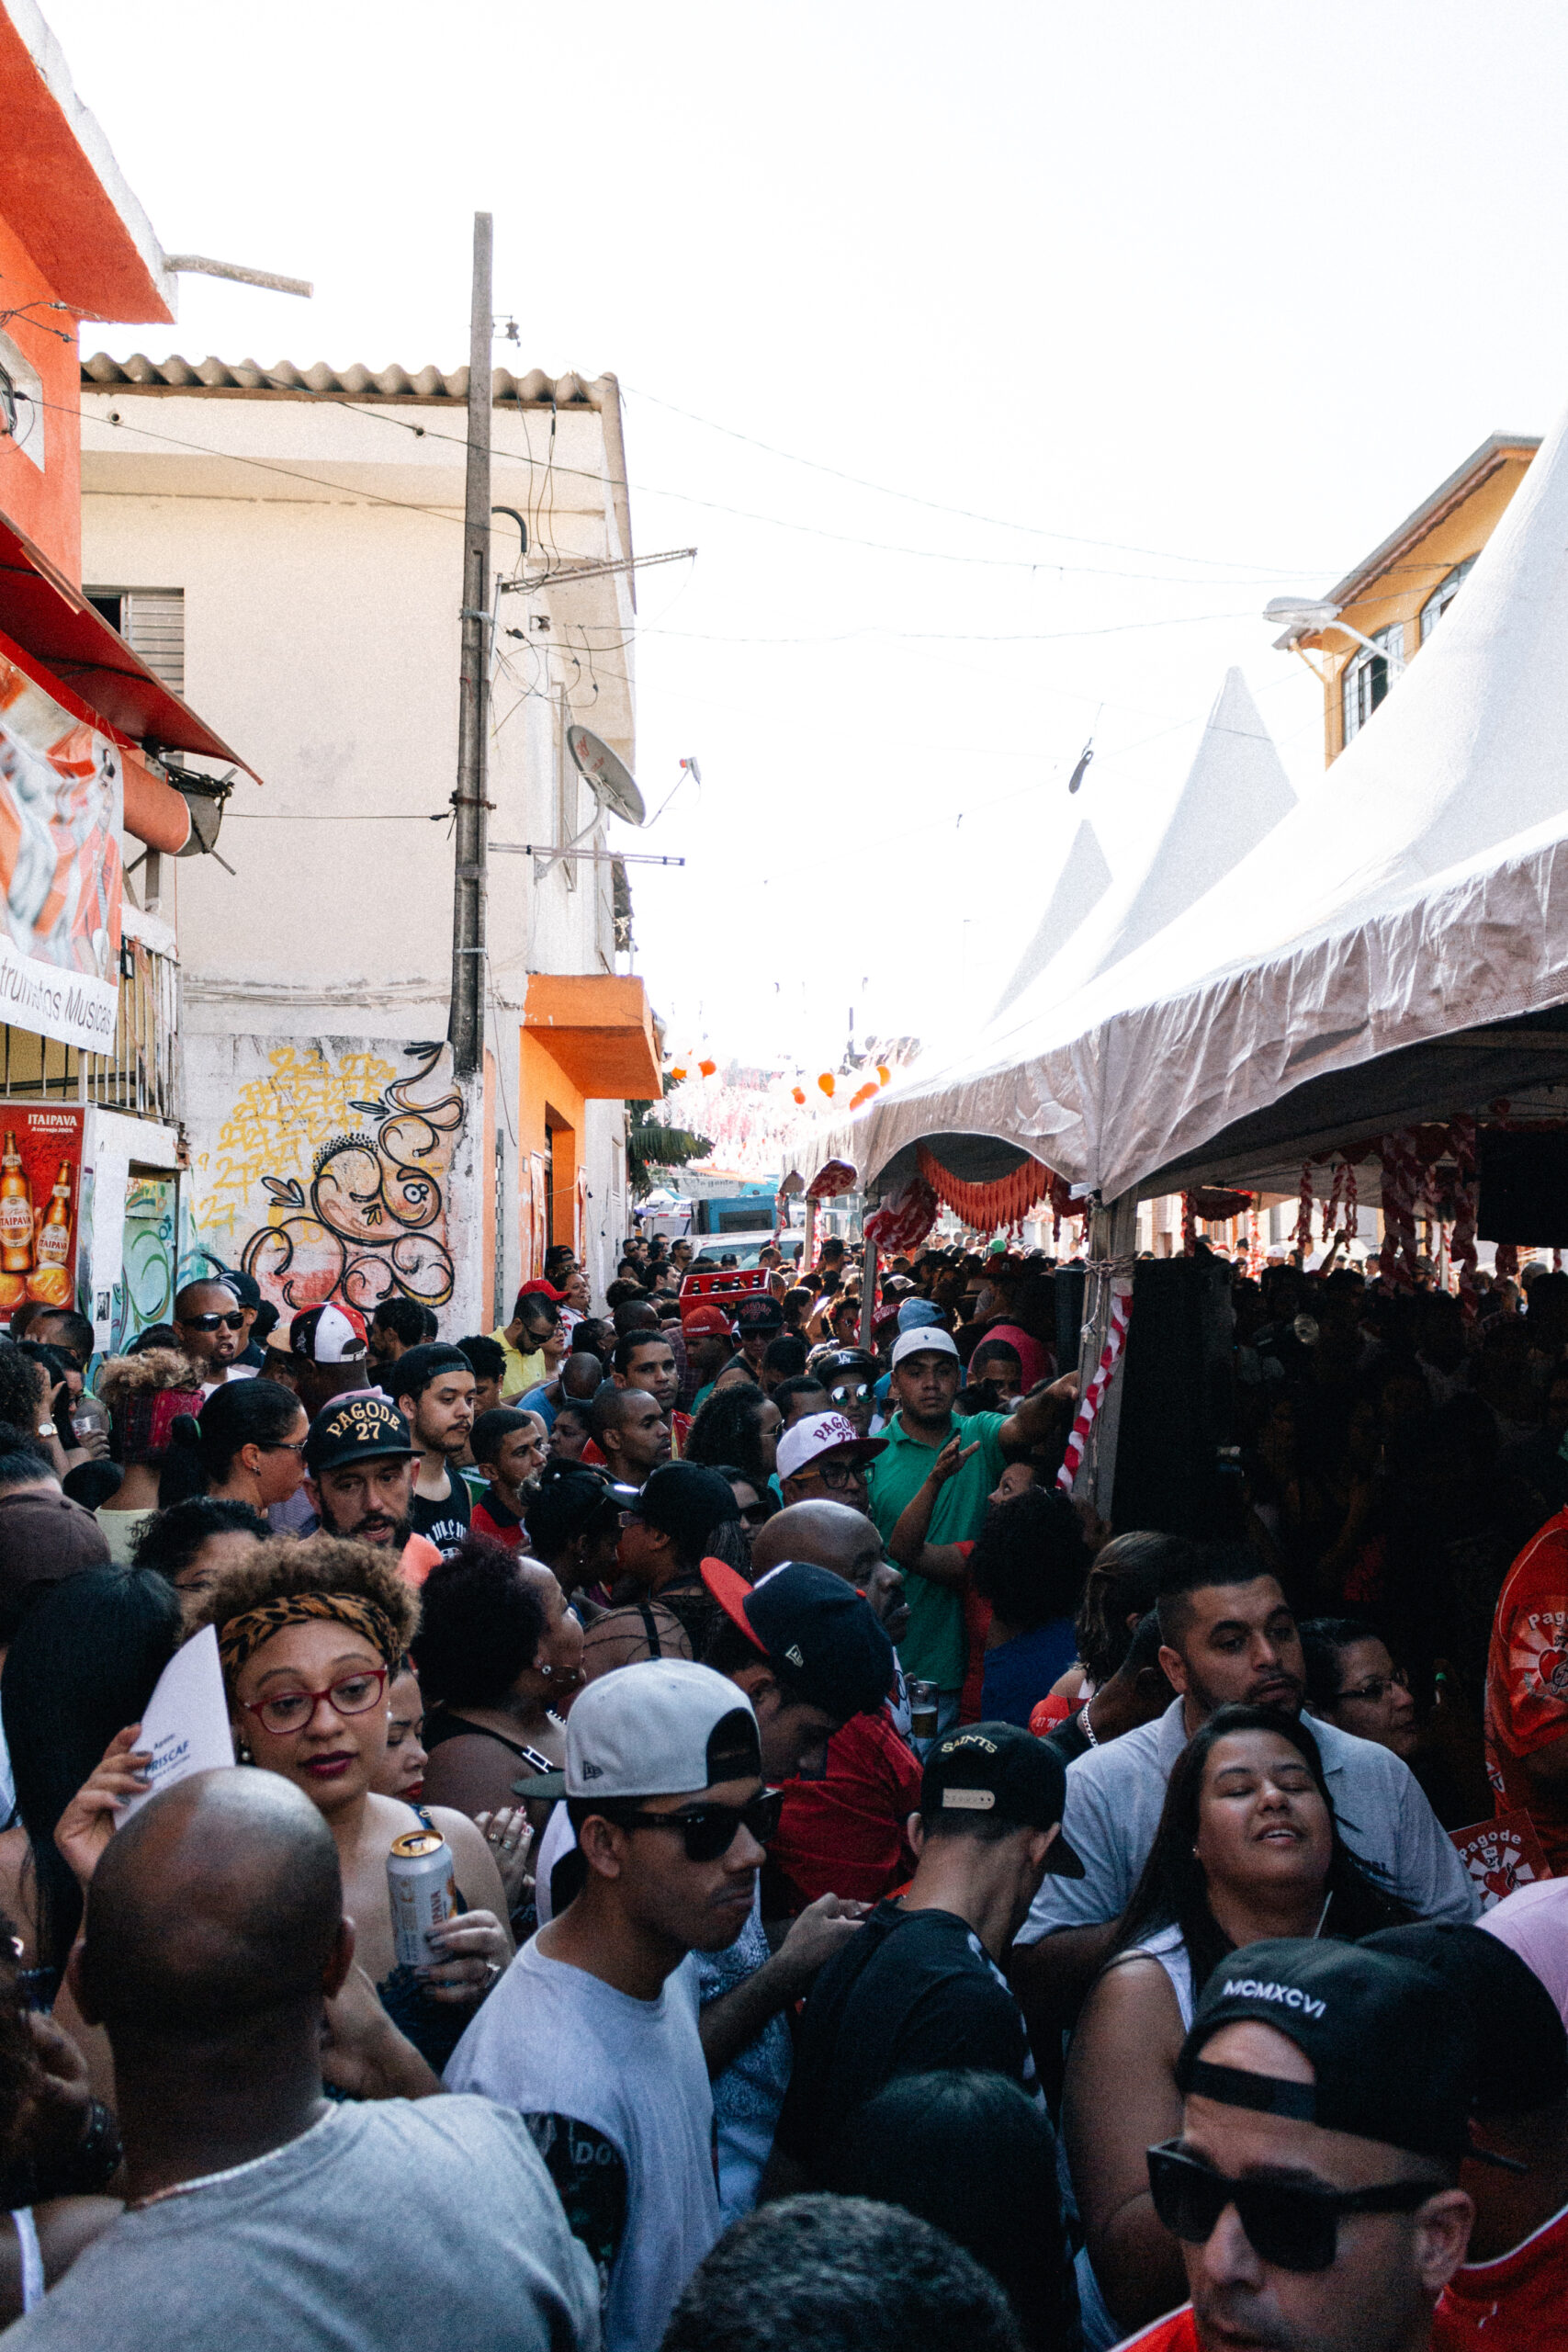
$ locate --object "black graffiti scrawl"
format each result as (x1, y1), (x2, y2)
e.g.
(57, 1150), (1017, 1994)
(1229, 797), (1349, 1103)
(242, 1043), (465, 1314)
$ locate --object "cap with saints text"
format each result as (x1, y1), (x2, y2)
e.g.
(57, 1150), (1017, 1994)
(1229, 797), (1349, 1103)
(1179, 1937), (1476, 2165)
(919, 1720), (1084, 1875)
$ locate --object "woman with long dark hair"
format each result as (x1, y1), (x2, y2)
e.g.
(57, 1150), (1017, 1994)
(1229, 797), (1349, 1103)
(685, 1381), (782, 1490)
(1061, 1703), (1412, 2345)
(0, 1566), (180, 2090)
(179, 1378), (310, 1516)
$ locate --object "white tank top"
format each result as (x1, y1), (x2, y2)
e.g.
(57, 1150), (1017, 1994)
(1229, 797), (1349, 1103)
(1120, 1921), (1195, 2029)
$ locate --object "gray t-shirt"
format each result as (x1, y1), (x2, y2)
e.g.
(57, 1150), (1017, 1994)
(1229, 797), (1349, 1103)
(446, 1939), (720, 2352)
(1016, 1697), (1478, 1944)
(0, 2096), (599, 2352)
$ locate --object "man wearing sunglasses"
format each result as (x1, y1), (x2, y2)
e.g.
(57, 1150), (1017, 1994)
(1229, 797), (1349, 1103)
(174, 1280), (257, 1396)
(776, 1411), (886, 1516)
(1122, 1938), (1475, 2352)
(446, 1661), (770, 2352)
(809, 1346), (879, 1442)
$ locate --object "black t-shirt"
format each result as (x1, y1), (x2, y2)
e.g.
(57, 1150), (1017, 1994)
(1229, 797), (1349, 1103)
(1044, 1708), (1093, 1768)
(774, 1901), (1037, 2177)
(410, 1476), (471, 1558)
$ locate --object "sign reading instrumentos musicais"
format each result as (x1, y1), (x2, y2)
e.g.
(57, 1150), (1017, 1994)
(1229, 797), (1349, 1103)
(0, 644), (123, 1055)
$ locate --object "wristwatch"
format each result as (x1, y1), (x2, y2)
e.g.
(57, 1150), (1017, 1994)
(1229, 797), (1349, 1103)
(35, 1420), (55, 1439)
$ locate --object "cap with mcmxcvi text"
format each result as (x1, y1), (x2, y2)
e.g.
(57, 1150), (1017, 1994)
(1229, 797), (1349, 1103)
(1178, 1937), (1477, 2165)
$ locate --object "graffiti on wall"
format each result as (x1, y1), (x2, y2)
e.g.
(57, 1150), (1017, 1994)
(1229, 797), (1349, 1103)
(194, 1041), (466, 1317)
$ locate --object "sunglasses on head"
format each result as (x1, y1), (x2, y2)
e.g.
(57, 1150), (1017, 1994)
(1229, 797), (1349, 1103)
(1145, 2143), (1437, 2274)
(613, 1789), (782, 1862)
(184, 1310), (246, 1332)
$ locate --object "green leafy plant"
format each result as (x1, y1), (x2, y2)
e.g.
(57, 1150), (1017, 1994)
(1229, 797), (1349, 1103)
(626, 1083), (712, 1197)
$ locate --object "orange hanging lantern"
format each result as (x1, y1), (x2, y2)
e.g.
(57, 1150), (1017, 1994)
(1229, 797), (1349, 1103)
(791, 1086), (807, 1106)
(670, 1066), (687, 1083)
(850, 1081), (876, 1110)
(875, 1065), (892, 1087)
(698, 1057), (716, 1078)
(818, 1073), (836, 1099)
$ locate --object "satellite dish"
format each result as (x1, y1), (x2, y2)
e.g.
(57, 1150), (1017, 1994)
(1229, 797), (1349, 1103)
(567, 724), (646, 826)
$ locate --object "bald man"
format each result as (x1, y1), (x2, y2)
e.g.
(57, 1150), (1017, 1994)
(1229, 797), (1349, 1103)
(21, 1772), (597, 2352)
(749, 1503), (922, 1910)
(753, 1500), (909, 1647)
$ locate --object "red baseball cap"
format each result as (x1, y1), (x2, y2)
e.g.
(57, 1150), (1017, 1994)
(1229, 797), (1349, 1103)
(519, 1279), (570, 1305)
(681, 1303), (737, 1339)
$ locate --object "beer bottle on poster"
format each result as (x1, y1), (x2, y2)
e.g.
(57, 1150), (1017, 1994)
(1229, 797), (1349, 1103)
(36, 1162), (73, 1269)
(0, 1135), (31, 1274)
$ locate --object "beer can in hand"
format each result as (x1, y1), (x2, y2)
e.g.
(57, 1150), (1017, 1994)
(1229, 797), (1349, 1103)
(388, 1828), (457, 1968)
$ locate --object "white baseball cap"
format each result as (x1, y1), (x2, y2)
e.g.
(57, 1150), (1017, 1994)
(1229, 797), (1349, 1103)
(890, 1325), (960, 1371)
(776, 1409), (887, 1482)
(535, 1658), (761, 1803)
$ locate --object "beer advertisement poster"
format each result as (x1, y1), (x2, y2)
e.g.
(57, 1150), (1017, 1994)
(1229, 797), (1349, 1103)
(0, 1106), (84, 1320)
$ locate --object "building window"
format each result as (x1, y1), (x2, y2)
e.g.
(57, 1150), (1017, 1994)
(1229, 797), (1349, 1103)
(0, 331), (44, 472)
(1340, 624), (1402, 745)
(1420, 555), (1475, 645)
(83, 588), (185, 695)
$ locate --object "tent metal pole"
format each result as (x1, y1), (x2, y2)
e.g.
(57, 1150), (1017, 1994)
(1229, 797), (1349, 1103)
(1077, 1191), (1139, 1514)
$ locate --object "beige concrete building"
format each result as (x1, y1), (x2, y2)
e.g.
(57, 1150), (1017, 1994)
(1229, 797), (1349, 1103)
(80, 356), (659, 1333)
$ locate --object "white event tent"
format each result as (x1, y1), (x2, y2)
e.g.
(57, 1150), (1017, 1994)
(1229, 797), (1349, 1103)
(815, 396), (1568, 1217)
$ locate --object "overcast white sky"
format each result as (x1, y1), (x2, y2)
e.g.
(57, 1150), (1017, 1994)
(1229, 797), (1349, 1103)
(44, 0), (1568, 1075)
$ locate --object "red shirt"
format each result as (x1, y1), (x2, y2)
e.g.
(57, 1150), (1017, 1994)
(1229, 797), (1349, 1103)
(1436, 2198), (1568, 2347)
(769, 1706), (923, 1908)
(1485, 1508), (1568, 1867)
(471, 1493), (525, 1551)
(1031, 1690), (1075, 1738)
(1110, 2310), (1199, 2351)
(398, 1532), (443, 1589)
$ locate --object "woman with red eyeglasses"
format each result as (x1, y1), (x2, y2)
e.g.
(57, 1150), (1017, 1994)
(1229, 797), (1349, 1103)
(179, 1535), (514, 2075)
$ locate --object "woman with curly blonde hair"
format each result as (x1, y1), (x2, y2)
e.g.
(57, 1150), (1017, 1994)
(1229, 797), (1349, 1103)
(177, 1534), (513, 2072)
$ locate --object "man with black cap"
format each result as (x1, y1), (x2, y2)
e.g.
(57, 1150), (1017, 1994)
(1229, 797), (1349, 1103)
(581, 1462), (746, 1671)
(728, 1295), (785, 1385)
(446, 1660), (771, 2352)
(302, 1392), (440, 1586)
(1122, 1938), (1476, 2351)
(766, 1721), (1083, 2193)
(1361, 1922), (1568, 2348)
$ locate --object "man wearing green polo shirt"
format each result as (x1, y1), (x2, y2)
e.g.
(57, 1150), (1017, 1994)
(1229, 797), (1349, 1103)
(865, 1327), (1074, 1724)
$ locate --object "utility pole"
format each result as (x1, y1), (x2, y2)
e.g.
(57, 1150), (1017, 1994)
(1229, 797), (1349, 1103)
(448, 210), (492, 1080)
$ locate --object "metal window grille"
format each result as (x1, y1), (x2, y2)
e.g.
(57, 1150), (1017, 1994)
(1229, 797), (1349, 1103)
(82, 589), (185, 695)
(0, 935), (180, 1125)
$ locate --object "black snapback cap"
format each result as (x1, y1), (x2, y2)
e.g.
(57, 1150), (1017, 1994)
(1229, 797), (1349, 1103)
(920, 1722), (1084, 1875)
(1362, 1920), (1568, 2120)
(702, 1556), (894, 1724)
(1179, 1937), (1477, 2165)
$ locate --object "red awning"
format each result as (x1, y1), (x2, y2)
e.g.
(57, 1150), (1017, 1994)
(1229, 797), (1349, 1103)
(0, 509), (259, 780)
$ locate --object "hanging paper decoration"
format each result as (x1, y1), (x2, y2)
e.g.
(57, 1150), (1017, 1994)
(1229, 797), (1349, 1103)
(818, 1073), (836, 1099)
(698, 1058), (716, 1079)
(1190, 1187), (1255, 1222)
(806, 1158), (858, 1203)
(1294, 1164), (1315, 1259)
(791, 1086), (807, 1106)
(864, 1174), (940, 1255)
(1056, 1290), (1133, 1495)
(875, 1065), (892, 1087)
(669, 1066), (687, 1083)
(915, 1141), (1068, 1235)
(1181, 1193), (1197, 1256)
(1376, 1131), (1423, 1291)
(849, 1081), (877, 1110)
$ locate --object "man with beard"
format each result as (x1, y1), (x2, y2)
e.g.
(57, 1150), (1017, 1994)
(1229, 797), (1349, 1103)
(390, 1343), (476, 1559)
(1012, 1547), (1476, 2025)
(301, 1391), (440, 1585)
(469, 1406), (548, 1550)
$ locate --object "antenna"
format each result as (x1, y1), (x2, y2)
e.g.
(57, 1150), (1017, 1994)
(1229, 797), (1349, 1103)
(566, 724), (647, 827)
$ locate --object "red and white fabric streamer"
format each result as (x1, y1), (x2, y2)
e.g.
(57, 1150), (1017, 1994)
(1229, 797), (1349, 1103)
(863, 1174), (940, 1257)
(1377, 1130), (1424, 1290)
(1056, 1289), (1133, 1496)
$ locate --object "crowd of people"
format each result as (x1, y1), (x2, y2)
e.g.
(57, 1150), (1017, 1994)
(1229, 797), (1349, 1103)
(0, 1227), (1561, 2348)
